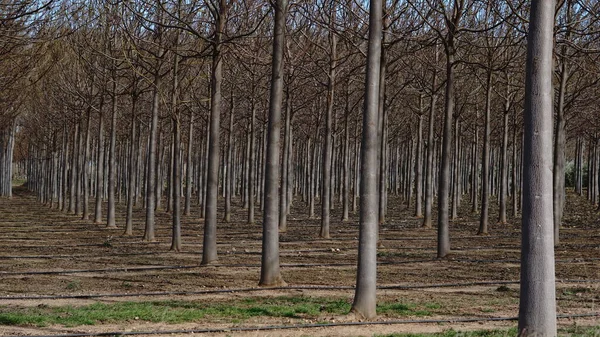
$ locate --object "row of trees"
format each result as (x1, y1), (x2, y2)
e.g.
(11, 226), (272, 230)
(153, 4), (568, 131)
(2, 0), (599, 334)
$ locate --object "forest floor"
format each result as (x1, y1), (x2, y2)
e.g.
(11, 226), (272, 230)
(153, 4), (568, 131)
(0, 186), (599, 336)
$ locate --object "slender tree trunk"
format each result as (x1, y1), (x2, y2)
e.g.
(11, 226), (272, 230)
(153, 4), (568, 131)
(75, 120), (82, 215)
(479, 72), (492, 235)
(125, 94), (138, 235)
(82, 108), (91, 220)
(423, 51), (438, 228)
(107, 77), (118, 228)
(451, 118), (459, 220)
(69, 123), (78, 214)
(279, 90), (291, 232)
(259, 0), (288, 287)
(512, 110), (519, 218)
(201, 0), (226, 265)
(184, 111), (194, 216)
(499, 93), (510, 224)
(320, 22), (337, 239)
(414, 96), (424, 218)
(144, 68), (162, 242)
(351, 0), (381, 319)
(342, 89), (350, 221)
(224, 95), (234, 222)
(437, 51), (455, 257)
(553, 61), (567, 245)
(518, 0), (557, 334)
(170, 31), (182, 251)
(248, 98), (256, 224)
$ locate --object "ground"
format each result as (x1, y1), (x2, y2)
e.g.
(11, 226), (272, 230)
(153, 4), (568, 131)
(0, 186), (598, 336)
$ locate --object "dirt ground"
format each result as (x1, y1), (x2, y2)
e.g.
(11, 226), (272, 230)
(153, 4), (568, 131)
(1, 186), (599, 336)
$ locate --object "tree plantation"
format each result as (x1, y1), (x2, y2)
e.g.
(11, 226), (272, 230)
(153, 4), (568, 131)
(1, 0), (600, 336)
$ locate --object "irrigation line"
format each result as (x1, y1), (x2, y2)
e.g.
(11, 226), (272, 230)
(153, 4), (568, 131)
(7, 313), (599, 337)
(2, 279), (599, 301)
(3, 256), (599, 276)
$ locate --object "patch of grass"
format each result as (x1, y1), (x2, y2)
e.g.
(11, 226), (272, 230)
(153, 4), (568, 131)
(425, 303), (442, 310)
(376, 328), (518, 337)
(562, 287), (591, 296)
(495, 285), (510, 292)
(377, 303), (432, 317)
(0, 296), (350, 327)
(561, 325), (600, 337)
(0, 296), (441, 328)
(377, 326), (600, 337)
(65, 280), (81, 291)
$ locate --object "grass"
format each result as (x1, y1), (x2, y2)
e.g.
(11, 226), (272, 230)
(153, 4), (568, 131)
(376, 326), (600, 337)
(376, 329), (519, 337)
(0, 296), (438, 327)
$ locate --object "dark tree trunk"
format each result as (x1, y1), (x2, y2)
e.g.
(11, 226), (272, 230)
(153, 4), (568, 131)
(478, 72), (492, 235)
(423, 51), (438, 228)
(414, 96), (424, 218)
(82, 108), (91, 220)
(248, 98), (256, 224)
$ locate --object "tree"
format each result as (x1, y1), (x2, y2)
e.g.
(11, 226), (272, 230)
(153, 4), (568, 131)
(259, 0), (288, 287)
(518, 0), (557, 335)
(202, 0), (228, 265)
(351, 0), (382, 320)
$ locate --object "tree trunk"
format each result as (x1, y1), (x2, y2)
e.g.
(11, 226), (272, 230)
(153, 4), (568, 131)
(437, 51), (455, 257)
(224, 95), (234, 222)
(351, 0), (381, 319)
(553, 60), (567, 245)
(259, 0), (287, 287)
(423, 51), (438, 228)
(143, 68), (161, 242)
(320, 21), (337, 239)
(184, 110), (194, 216)
(201, 0), (226, 265)
(414, 96), (424, 218)
(82, 108), (91, 220)
(107, 77), (118, 228)
(279, 90), (291, 232)
(518, 0), (558, 334)
(499, 91), (510, 224)
(125, 94), (138, 235)
(478, 72), (492, 235)
(248, 98), (256, 224)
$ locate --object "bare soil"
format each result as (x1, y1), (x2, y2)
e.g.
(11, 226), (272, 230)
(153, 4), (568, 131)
(1, 186), (599, 336)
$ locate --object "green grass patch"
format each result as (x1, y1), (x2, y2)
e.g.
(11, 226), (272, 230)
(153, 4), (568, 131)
(376, 328), (518, 337)
(0, 296), (439, 327)
(376, 326), (600, 337)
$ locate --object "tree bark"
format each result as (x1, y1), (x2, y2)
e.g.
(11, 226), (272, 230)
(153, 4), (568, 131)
(423, 50), (438, 228)
(107, 76), (118, 228)
(259, 0), (288, 287)
(518, 0), (558, 334)
(478, 72), (492, 235)
(351, 0), (381, 319)
(201, 0), (227, 265)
